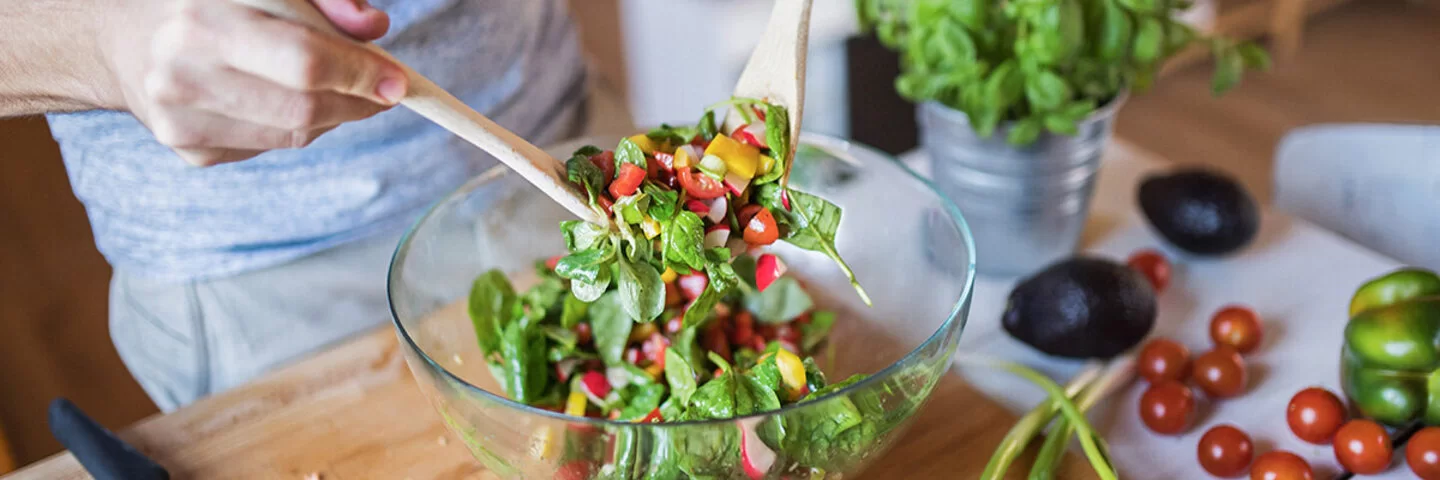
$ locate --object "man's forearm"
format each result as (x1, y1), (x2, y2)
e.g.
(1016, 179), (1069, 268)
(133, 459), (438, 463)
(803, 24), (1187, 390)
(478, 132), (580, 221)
(0, 1), (119, 117)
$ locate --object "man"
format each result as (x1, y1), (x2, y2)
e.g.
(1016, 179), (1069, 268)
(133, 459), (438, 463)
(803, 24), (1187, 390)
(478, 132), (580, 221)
(0, 0), (586, 411)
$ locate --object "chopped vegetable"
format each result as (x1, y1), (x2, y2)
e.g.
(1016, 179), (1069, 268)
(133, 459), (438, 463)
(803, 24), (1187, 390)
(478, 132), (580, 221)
(1209, 305), (1263, 354)
(1191, 346), (1247, 398)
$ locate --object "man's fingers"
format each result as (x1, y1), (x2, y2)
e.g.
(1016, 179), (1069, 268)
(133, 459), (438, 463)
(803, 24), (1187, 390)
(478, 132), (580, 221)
(148, 109), (332, 154)
(173, 147), (268, 167)
(219, 8), (407, 104)
(310, 0), (390, 41)
(146, 66), (390, 130)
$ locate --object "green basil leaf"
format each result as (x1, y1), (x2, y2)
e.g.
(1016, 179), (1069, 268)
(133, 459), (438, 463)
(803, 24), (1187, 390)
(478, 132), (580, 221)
(560, 292), (588, 329)
(589, 291), (630, 367)
(1237, 42), (1271, 71)
(561, 220), (610, 252)
(983, 60), (1024, 113)
(662, 211), (706, 272)
(1116, 0), (1159, 14)
(1132, 17), (1164, 64)
(615, 137), (647, 171)
(1024, 70), (1072, 112)
(642, 183), (678, 222)
(1006, 117), (1044, 146)
(746, 276), (814, 324)
(1043, 113), (1079, 136)
(1096, 0), (1132, 61)
(949, 0), (987, 30)
(554, 246), (615, 284)
(664, 348), (698, 406)
(467, 269), (518, 358)
(565, 155), (605, 205)
(1211, 45), (1244, 95)
(617, 256), (665, 323)
(570, 267), (611, 302)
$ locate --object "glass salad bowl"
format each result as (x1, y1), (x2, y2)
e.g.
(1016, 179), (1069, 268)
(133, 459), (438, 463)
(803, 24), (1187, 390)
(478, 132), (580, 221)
(387, 133), (976, 479)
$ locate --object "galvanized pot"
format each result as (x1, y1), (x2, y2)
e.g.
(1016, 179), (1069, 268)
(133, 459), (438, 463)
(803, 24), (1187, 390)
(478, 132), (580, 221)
(918, 97), (1125, 276)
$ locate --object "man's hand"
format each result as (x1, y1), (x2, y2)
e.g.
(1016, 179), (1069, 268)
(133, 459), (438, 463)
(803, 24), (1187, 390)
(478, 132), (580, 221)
(99, 0), (408, 166)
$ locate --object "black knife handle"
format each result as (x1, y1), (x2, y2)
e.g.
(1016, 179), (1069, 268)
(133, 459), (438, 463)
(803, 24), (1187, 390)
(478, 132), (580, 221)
(47, 398), (169, 480)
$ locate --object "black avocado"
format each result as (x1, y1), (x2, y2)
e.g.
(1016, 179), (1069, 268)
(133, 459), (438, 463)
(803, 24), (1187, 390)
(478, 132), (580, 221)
(1002, 257), (1157, 359)
(1138, 168), (1259, 256)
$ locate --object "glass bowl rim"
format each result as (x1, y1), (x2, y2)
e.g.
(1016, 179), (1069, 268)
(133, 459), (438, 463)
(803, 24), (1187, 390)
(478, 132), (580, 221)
(386, 132), (978, 428)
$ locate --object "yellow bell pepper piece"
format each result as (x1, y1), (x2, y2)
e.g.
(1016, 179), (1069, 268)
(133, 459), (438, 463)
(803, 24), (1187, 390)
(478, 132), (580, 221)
(773, 349), (807, 399)
(661, 267), (677, 283)
(628, 134), (659, 155)
(673, 147), (694, 169)
(759, 155), (776, 175)
(641, 217), (662, 239)
(704, 135), (760, 180)
(643, 363), (665, 381)
(530, 426), (556, 459)
(565, 390), (587, 417)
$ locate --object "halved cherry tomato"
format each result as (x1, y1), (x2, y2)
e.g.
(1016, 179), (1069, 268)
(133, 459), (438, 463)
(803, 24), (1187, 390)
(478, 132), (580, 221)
(574, 322), (592, 345)
(1198, 424), (1254, 477)
(589, 150), (616, 182)
(1334, 419), (1392, 474)
(1126, 249), (1172, 293)
(1137, 337), (1191, 383)
(1211, 305), (1263, 354)
(1139, 380), (1194, 434)
(609, 163), (645, 198)
(1192, 346), (1247, 398)
(1287, 387), (1346, 444)
(677, 167), (726, 199)
(743, 207), (779, 246)
(1407, 427), (1440, 479)
(1251, 451), (1313, 480)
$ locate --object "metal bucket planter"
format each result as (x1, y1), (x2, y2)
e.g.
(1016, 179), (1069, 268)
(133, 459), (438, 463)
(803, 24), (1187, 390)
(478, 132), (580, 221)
(918, 96), (1125, 276)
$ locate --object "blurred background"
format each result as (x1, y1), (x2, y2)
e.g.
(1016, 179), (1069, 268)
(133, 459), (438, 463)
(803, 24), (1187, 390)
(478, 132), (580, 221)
(1, 0), (1437, 472)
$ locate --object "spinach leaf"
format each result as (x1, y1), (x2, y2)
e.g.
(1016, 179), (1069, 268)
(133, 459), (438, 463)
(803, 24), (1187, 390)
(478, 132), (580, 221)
(802, 310), (837, 351)
(646, 123), (694, 147)
(566, 154), (605, 205)
(521, 276), (566, 320)
(608, 427), (640, 480)
(753, 150), (786, 186)
(613, 192), (649, 225)
(555, 244), (616, 284)
(682, 281), (724, 329)
(640, 429), (684, 480)
(779, 380), (868, 467)
(686, 367), (736, 420)
(618, 383), (666, 421)
(671, 425), (739, 478)
(561, 220), (610, 252)
(745, 276), (814, 323)
(746, 354), (782, 396)
(589, 292), (631, 366)
(697, 110), (718, 142)
(642, 183), (678, 222)
(661, 211), (706, 272)
(560, 292), (588, 329)
(570, 266), (612, 302)
(664, 348), (698, 405)
(573, 145), (603, 158)
(499, 319), (548, 404)
(731, 253), (758, 287)
(617, 255), (665, 323)
(680, 249), (742, 329)
(467, 270), (518, 358)
(542, 324), (577, 351)
(615, 137), (647, 171)
(782, 188), (872, 305)
(763, 103), (790, 165)
(671, 326), (706, 377)
(802, 357), (828, 392)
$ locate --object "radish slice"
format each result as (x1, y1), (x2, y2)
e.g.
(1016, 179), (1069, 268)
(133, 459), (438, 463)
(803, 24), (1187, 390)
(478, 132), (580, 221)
(581, 371), (611, 399)
(739, 419), (776, 480)
(755, 254), (786, 292)
(724, 171), (750, 196)
(706, 196), (728, 224)
(685, 199), (711, 216)
(704, 225), (730, 249)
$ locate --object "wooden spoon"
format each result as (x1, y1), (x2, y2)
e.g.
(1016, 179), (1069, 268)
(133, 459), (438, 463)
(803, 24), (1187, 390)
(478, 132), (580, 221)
(229, 0), (609, 225)
(726, 0), (814, 187)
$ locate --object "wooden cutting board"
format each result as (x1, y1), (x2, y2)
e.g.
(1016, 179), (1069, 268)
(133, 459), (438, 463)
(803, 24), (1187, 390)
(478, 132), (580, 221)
(2, 322), (1097, 479)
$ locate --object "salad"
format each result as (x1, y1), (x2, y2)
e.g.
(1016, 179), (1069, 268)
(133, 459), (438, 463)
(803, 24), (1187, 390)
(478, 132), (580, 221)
(464, 99), (911, 477)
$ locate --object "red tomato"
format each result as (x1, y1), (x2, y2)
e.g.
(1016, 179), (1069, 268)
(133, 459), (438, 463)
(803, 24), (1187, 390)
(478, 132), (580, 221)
(1409, 427), (1440, 480)
(642, 332), (669, 365)
(574, 322), (592, 345)
(731, 311), (756, 345)
(545, 255), (563, 271)
(1333, 419), (1393, 474)
(1137, 337), (1192, 383)
(676, 167), (726, 199)
(609, 163), (646, 198)
(1126, 249), (1172, 293)
(596, 194), (614, 215)
(743, 207), (780, 246)
(653, 152), (675, 173)
(1192, 346), (1247, 398)
(1139, 380), (1195, 435)
(677, 273), (708, 300)
(1210, 305), (1264, 354)
(1250, 451), (1313, 480)
(589, 150), (616, 182)
(555, 460), (597, 480)
(664, 282), (683, 307)
(1198, 424), (1254, 477)
(1286, 387), (1347, 444)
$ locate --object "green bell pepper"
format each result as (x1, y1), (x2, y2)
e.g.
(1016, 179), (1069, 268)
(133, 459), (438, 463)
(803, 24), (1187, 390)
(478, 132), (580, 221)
(1341, 268), (1440, 426)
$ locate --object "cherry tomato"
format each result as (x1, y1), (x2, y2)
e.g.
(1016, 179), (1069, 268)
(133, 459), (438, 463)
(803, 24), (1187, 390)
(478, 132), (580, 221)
(1138, 337), (1192, 383)
(1333, 419), (1393, 474)
(652, 152), (675, 174)
(1408, 427), (1440, 479)
(676, 167), (726, 199)
(1250, 451), (1313, 480)
(1286, 387), (1347, 444)
(609, 163), (646, 198)
(743, 207), (780, 246)
(1139, 380), (1195, 434)
(1210, 305), (1263, 354)
(589, 150), (616, 182)
(1192, 346), (1247, 398)
(1126, 249), (1172, 293)
(1198, 424), (1253, 477)
(574, 322), (592, 345)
